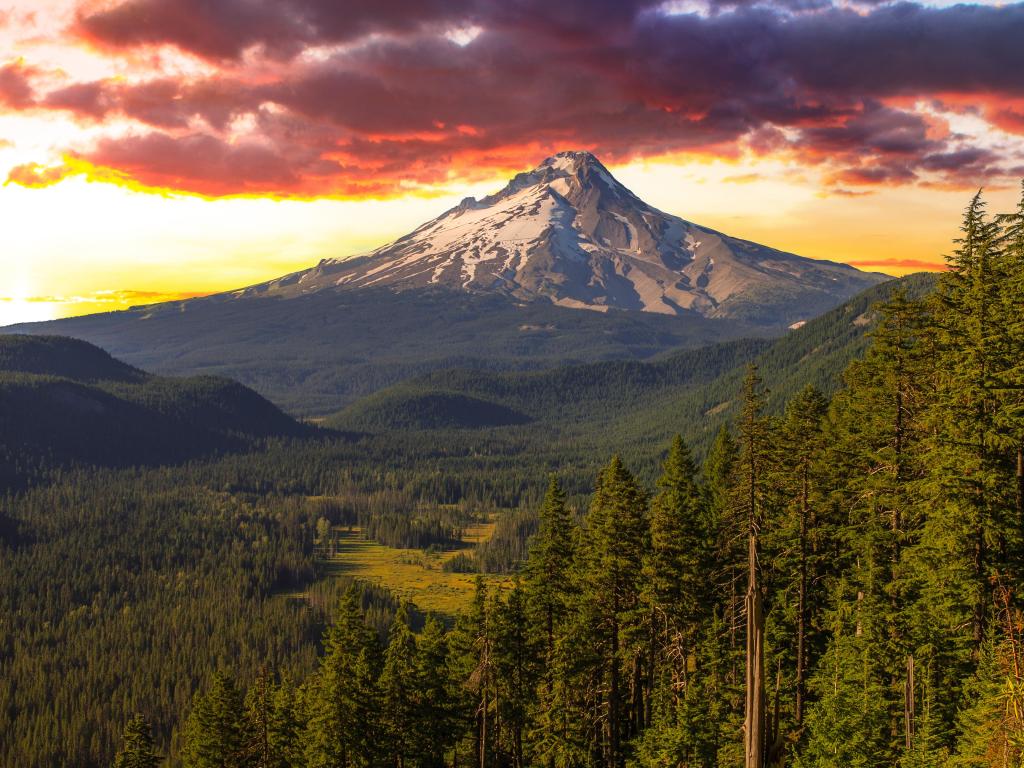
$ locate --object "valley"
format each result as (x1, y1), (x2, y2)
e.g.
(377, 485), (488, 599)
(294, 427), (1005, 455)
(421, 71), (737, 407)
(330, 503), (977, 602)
(0, 163), (1018, 768)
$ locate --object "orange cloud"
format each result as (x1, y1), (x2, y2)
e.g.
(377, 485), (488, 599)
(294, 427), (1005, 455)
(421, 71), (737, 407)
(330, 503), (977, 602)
(5, 161), (76, 188)
(0, 289), (216, 321)
(846, 258), (947, 272)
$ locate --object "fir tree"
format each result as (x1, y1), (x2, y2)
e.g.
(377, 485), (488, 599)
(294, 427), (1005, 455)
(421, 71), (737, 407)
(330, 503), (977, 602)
(182, 671), (249, 768)
(379, 603), (419, 768)
(524, 475), (576, 669)
(641, 433), (712, 760)
(112, 714), (160, 768)
(798, 588), (892, 768)
(267, 675), (303, 768)
(493, 583), (536, 768)
(578, 455), (649, 767)
(303, 586), (381, 768)
(414, 616), (458, 768)
(737, 365), (769, 768)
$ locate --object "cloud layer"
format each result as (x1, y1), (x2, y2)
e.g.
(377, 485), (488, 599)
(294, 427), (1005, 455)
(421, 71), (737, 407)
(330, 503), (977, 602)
(3, 0), (1023, 196)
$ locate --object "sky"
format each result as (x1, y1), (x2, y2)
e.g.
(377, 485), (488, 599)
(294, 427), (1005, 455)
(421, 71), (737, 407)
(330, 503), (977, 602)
(1, 0), (1023, 326)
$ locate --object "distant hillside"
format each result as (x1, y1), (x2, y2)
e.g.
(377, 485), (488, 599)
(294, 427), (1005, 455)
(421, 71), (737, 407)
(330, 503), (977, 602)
(6, 288), (761, 415)
(337, 391), (532, 431)
(328, 273), (938, 461)
(0, 335), (311, 488)
(327, 336), (771, 431)
(0, 334), (146, 383)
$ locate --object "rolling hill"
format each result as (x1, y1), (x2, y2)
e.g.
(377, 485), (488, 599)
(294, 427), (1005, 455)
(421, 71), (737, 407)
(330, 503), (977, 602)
(0, 335), (311, 488)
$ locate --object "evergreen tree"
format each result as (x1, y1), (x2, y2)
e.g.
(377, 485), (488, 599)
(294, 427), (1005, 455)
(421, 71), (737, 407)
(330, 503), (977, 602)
(491, 582), (537, 768)
(524, 476), (576, 670)
(706, 425), (744, 658)
(414, 616), (458, 768)
(797, 588), (892, 768)
(644, 435), (710, 676)
(737, 365), (770, 768)
(379, 603), (420, 768)
(637, 435), (715, 765)
(182, 671), (249, 768)
(578, 455), (649, 767)
(267, 676), (303, 768)
(112, 714), (160, 768)
(303, 587), (381, 768)
(766, 385), (828, 733)
(522, 475), (578, 768)
(449, 577), (495, 768)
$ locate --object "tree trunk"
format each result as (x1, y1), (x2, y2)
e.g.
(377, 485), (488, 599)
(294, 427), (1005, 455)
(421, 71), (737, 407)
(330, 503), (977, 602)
(744, 533), (765, 768)
(479, 689), (487, 768)
(1017, 445), (1023, 525)
(610, 616), (621, 768)
(904, 655), (916, 751)
(796, 462), (808, 728)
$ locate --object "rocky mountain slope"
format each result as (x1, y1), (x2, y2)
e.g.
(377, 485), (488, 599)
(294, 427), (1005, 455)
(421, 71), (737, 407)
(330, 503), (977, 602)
(252, 151), (885, 326)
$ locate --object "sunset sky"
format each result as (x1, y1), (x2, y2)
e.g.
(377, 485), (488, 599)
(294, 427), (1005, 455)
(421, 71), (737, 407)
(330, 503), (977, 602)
(2, 0), (1023, 326)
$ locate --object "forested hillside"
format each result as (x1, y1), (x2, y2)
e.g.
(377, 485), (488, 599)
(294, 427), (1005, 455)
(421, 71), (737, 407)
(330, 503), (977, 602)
(3, 187), (1021, 768)
(330, 272), (937, 462)
(6, 287), (759, 415)
(96, 185), (1024, 768)
(0, 336), (310, 489)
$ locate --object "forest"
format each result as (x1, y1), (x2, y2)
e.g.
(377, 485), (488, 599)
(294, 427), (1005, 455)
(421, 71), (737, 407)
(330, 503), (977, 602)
(2, 184), (1024, 767)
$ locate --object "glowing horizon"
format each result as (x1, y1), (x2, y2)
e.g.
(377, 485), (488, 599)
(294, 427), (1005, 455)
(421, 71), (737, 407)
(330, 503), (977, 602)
(2, 0), (1023, 324)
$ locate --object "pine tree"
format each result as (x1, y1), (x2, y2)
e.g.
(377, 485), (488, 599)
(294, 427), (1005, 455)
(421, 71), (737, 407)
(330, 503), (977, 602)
(827, 290), (934, 755)
(993, 181), (1024, 568)
(738, 365), (769, 768)
(578, 455), (649, 767)
(303, 586), (380, 768)
(706, 425), (743, 664)
(245, 668), (274, 768)
(767, 385), (828, 732)
(524, 476), (576, 670)
(645, 435), (709, 671)
(379, 603), (419, 768)
(797, 587), (893, 768)
(414, 616), (458, 768)
(112, 714), (160, 768)
(448, 577), (494, 768)
(906, 191), (1010, 746)
(492, 582), (537, 768)
(522, 475), (577, 768)
(640, 433), (713, 762)
(182, 671), (249, 768)
(267, 675), (303, 768)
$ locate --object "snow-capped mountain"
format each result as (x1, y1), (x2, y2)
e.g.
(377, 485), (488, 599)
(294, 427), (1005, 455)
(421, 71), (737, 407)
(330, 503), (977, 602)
(253, 151), (885, 325)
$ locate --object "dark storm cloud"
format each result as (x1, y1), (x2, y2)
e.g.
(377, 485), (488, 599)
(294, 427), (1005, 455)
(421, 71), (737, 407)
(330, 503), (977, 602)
(75, 0), (477, 60)
(13, 0), (1023, 195)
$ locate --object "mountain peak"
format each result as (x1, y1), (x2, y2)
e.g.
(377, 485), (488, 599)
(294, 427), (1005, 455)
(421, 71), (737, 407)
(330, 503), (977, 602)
(538, 149), (602, 171)
(469, 148), (622, 209)
(274, 151), (885, 326)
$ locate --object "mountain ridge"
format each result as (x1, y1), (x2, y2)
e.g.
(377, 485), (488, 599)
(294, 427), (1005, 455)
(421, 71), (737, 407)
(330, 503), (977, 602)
(246, 150), (886, 326)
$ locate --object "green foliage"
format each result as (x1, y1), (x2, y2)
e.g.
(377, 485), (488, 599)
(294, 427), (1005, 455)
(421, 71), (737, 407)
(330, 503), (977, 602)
(182, 671), (249, 768)
(6, 187), (1024, 768)
(112, 715), (160, 768)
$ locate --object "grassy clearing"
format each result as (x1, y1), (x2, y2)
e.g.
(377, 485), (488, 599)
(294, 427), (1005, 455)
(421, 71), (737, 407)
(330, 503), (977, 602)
(314, 524), (509, 617)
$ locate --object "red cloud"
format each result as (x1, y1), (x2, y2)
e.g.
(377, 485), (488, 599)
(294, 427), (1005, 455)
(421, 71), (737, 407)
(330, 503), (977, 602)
(1, 1), (1020, 197)
(0, 60), (37, 110)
